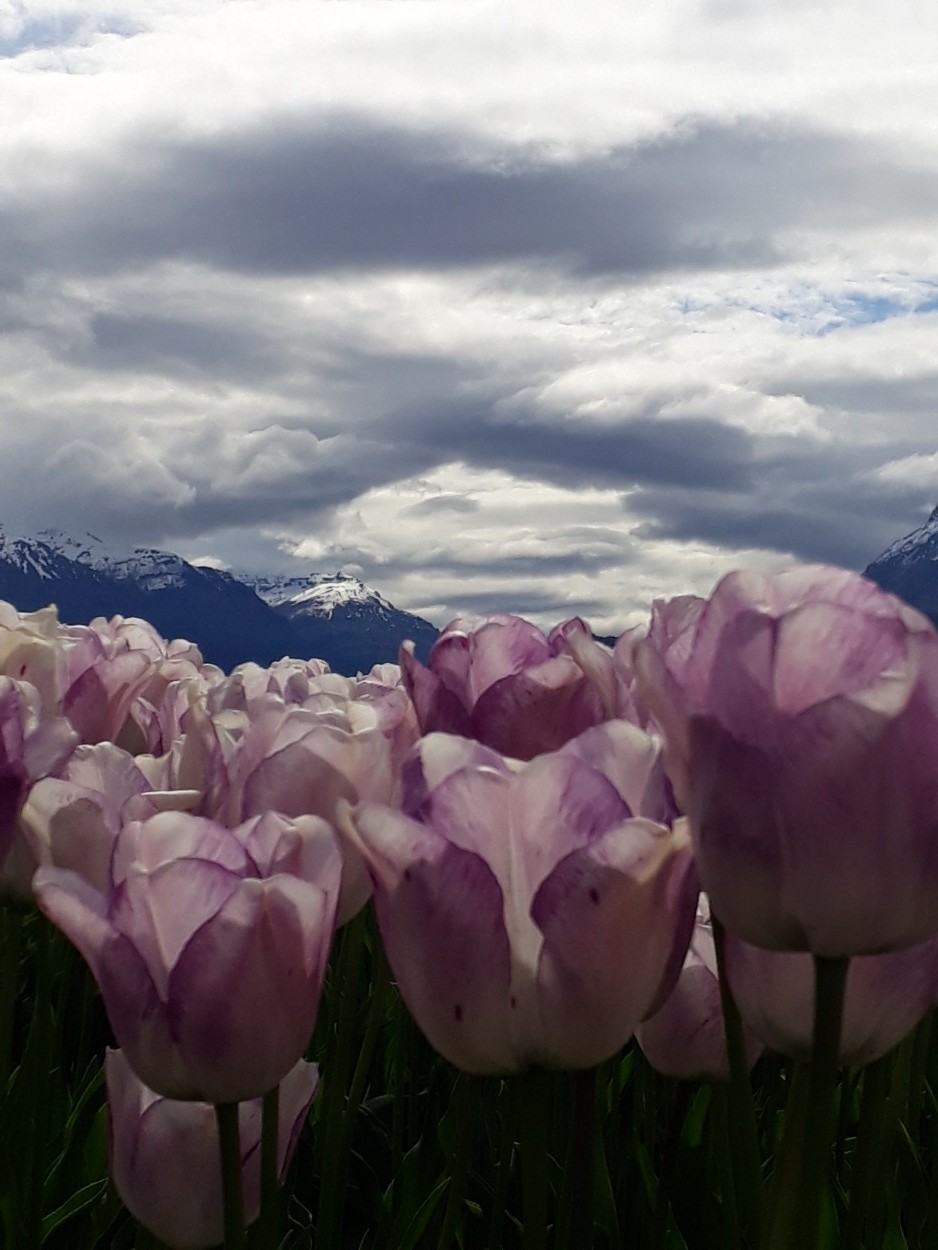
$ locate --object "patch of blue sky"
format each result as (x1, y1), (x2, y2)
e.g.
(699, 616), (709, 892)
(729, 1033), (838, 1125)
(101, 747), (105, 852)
(718, 279), (938, 338)
(0, 14), (142, 59)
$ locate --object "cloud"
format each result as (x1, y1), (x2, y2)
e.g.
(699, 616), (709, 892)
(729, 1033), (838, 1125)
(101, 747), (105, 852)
(5, 115), (938, 292)
(2, 2), (937, 632)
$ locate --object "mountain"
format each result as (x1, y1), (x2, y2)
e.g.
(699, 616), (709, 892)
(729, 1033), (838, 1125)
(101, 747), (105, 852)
(0, 526), (437, 674)
(864, 505), (938, 626)
(239, 570), (439, 676)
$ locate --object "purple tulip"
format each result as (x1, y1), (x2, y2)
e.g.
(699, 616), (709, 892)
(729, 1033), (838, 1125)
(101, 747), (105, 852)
(343, 722), (697, 1073)
(400, 614), (625, 760)
(23, 742), (199, 893)
(106, 1049), (318, 1248)
(34, 810), (340, 1101)
(636, 897), (763, 1080)
(724, 930), (938, 1066)
(636, 566), (938, 956)
(0, 677), (78, 898)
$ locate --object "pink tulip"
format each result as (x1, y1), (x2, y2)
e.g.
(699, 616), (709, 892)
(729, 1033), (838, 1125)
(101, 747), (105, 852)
(636, 566), (938, 956)
(344, 722), (697, 1073)
(0, 677), (78, 898)
(400, 614), (626, 760)
(23, 742), (199, 892)
(106, 1049), (318, 1248)
(34, 810), (340, 1101)
(636, 898), (763, 1080)
(724, 930), (938, 1066)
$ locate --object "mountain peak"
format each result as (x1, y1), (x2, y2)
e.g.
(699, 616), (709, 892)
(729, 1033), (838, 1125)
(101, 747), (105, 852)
(0, 524), (437, 671)
(864, 504), (938, 626)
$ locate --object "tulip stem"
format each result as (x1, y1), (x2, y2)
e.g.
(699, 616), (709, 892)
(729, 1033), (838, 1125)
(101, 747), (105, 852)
(557, 1067), (596, 1250)
(0, 906), (23, 1090)
(712, 915), (764, 1244)
(215, 1101), (246, 1250)
(843, 1055), (889, 1250)
(517, 1068), (552, 1250)
(316, 910), (367, 1250)
(768, 955), (848, 1250)
(25, 914), (55, 1250)
(436, 1073), (473, 1250)
(258, 1084), (280, 1247)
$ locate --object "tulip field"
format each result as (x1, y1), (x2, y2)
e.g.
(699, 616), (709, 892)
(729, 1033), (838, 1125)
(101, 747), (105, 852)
(2, 565), (938, 1248)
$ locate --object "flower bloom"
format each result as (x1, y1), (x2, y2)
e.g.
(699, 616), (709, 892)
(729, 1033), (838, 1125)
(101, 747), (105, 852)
(0, 677), (78, 898)
(34, 810), (341, 1101)
(344, 722), (697, 1074)
(724, 930), (938, 1067)
(636, 896), (763, 1080)
(400, 614), (629, 761)
(636, 565), (938, 956)
(106, 1049), (318, 1248)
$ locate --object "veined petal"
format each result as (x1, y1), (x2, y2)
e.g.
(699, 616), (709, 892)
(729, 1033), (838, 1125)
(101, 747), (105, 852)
(168, 875), (333, 1103)
(532, 818), (695, 1068)
(348, 804), (516, 1073)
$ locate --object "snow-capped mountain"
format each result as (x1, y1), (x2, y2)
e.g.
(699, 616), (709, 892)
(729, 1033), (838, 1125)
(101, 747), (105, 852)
(864, 504), (938, 625)
(0, 526), (437, 674)
(240, 569), (438, 674)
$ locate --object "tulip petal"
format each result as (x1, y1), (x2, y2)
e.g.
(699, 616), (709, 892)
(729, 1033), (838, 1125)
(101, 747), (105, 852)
(400, 640), (473, 736)
(470, 659), (605, 759)
(350, 804), (516, 1073)
(167, 875), (333, 1103)
(532, 819), (695, 1068)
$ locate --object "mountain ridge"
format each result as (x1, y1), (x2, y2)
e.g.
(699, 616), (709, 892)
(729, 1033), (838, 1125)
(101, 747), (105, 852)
(0, 526), (437, 674)
(863, 504), (938, 626)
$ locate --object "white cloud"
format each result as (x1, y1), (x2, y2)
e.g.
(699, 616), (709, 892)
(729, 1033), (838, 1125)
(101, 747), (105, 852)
(1, 0), (936, 629)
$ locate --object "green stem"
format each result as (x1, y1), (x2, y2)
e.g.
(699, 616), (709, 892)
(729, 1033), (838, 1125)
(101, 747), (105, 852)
(485, 1081), (515, 1250)
(557, 1067), (596, 1250)
(25, 915), (54, 1250)
(214, 1102), (246, 1250)
(517, 1068), (552, 1250)
(0, 907), (23, 1089)
(769, 955), (848, 1250)
(258, 1084), (280, 1248)
(436, 1073), (474, 1250)
(906, 1009), (933, 1139)
(842, 1055), (889, 1250)
(315, 909), (367, 1249)
(712, 1084), (742, 1250)
(712, 915), (764, 1245)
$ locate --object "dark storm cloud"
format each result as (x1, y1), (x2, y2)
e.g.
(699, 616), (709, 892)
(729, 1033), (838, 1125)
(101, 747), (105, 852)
(422, 587), (613, 621)
(85, 311), (280, 382)
(7, 114), (937, 283)
(628, 439), (936, 569)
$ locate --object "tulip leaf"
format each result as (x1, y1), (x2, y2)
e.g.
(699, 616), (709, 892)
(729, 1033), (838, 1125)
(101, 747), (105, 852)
(40, 1178), (107, 1245)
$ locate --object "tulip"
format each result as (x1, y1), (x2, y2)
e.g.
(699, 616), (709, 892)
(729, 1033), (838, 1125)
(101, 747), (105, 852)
(106, 1049), (317, 1249)
(169, 691), (402, 922)
(0, 677), (78, 898)
(34, 810), (340, 1101)
(400, 614), (626, 760)
(23, 741), (199, 892)
(636, 565), (938, 956)
(343, 722), (697, 1073)
(724, 930), (938, 1067)
(636, 897), (763, 1080)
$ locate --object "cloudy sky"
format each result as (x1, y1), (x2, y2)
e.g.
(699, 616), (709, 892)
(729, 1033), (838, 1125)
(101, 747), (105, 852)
(2, 0), (937, 631)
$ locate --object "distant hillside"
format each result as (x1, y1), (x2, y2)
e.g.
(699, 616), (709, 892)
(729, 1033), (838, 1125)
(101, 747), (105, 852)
(0, 527), (437, 674)
(864, 505), (938, 626)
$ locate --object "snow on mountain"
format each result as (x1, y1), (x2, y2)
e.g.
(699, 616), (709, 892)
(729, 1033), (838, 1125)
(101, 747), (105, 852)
(241, 570), (395, 618)
(0, 525), (438, 671)
(864, 503), (938, 625)
(867, 505), (938, 570)
(34, 528), (194, 591)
